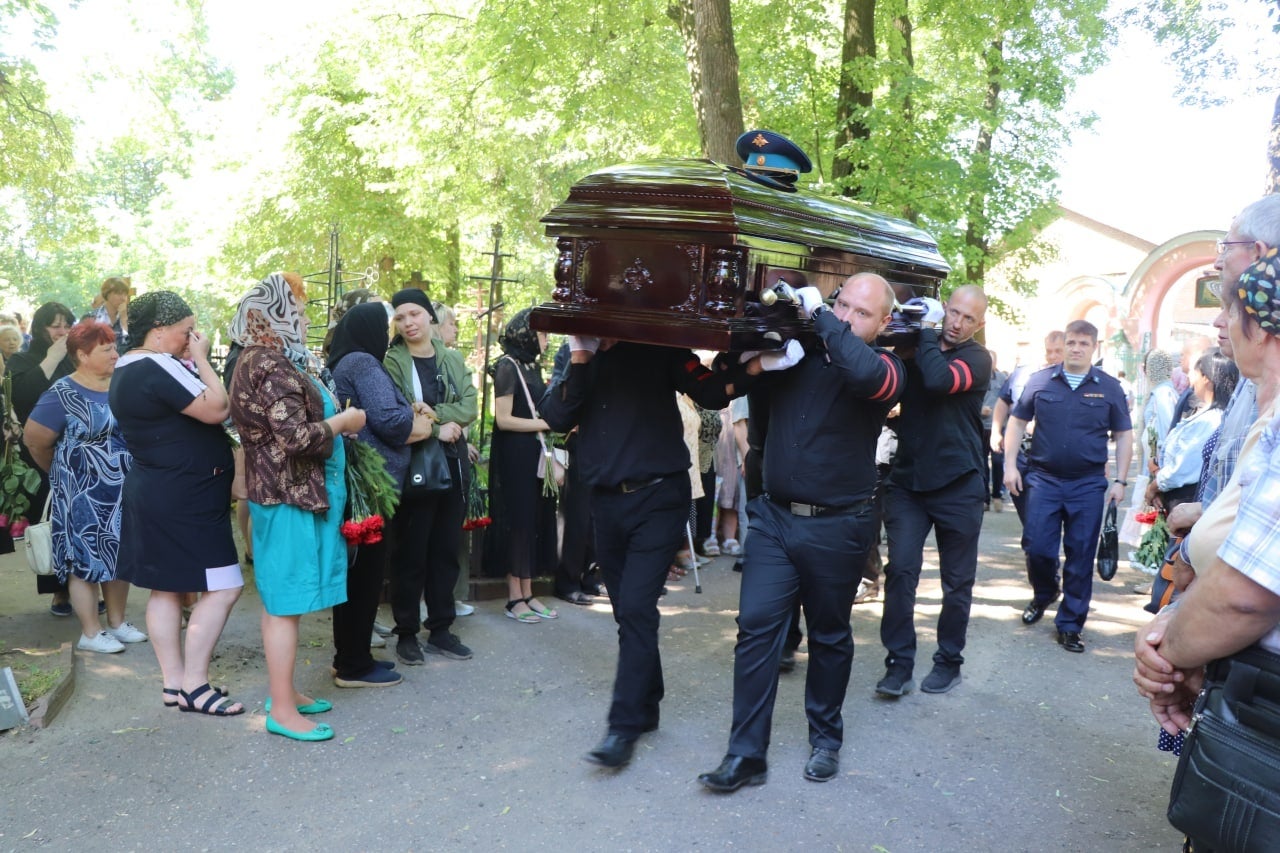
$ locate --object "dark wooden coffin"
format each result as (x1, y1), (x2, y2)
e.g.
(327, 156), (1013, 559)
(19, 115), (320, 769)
(529, 158), (949, 351)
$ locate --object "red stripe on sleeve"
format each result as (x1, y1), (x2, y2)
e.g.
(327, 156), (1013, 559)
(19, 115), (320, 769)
(948, 360), (973, 394)
(870, 353), (899, 401)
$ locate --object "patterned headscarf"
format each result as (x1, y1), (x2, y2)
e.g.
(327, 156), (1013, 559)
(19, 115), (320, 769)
(1144, 349), (1173, 385)
(128, 292), (192, 351)
(497, 308), (542, 365)
(1237, 246), (1280, 337)
(230, 273), (336, 395)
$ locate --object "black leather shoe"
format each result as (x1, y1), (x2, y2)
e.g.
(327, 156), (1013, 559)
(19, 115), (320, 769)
(1056, 631), (1085, 653)
(698, 754), (768, 792)
(585, 734), (635, 768)
(778, 650), (797, 673)
(803, 747), (839, 782)
(875, 665), (914, 698)
(1021, 600), (1047, 624)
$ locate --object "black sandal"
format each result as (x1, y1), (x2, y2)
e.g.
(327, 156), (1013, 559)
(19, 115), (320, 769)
(179, 683), (244, 716)
(163, 687), (181, 708)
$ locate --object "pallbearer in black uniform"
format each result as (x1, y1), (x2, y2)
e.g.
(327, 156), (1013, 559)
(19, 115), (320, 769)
(698, 273), (906, 792)
(540, 337), (758, 769)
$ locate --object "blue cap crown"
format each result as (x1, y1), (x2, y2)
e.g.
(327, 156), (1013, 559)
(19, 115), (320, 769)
(735, 130), (813, 185)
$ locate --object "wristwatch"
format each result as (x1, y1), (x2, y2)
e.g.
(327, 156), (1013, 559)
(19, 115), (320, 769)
(1113, 479), (1126, 486)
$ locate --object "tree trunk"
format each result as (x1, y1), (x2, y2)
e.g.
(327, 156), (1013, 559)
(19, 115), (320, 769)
(964, 37), (1003, 285)
(891, 4), (916, 220)
(831, 0), (876, 196)
(1266, 92), (1280, 195)
(668, 0), (744, 164)
(445, 220), (462, 304)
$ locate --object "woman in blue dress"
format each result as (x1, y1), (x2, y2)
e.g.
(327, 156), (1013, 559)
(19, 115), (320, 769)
(229, 273), (366, 742)
(23, 321), (143, 653)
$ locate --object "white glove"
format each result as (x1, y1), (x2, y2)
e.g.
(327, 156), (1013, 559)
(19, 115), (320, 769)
(738, 350), (762, 364)
(569, 335), (600, 354)
(905, 296), (944, 325)
(759, 339), (804, 372)
(795, 286), (825, 319)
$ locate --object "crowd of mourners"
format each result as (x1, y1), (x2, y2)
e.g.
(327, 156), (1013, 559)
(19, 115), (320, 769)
(3, 192), (1279, 851)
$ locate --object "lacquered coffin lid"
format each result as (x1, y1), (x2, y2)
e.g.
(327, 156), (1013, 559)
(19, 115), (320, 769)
(541, 158), (950, 276)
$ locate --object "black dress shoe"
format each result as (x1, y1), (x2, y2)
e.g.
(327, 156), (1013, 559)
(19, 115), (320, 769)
(1021, 599), (1050, 624)
(697, 754), (768, 792)
(803, 747), (839, 782)
(1056, 631), (1085, 653)
(585, 734), (635, 768)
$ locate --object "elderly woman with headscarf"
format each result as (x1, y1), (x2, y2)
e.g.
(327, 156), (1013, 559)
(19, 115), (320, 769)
(228, 273), (366, 741)
(384, 288), (477, 664)
(1135, 244), (1280, 848)
(326, 302), (433, 688)
(108, 291), (245, 716)
(1142, 349), (1179, 475)
(483, 308), (559, 623)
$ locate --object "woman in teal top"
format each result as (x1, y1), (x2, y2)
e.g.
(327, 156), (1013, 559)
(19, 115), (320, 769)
(229, 273), (367, 742)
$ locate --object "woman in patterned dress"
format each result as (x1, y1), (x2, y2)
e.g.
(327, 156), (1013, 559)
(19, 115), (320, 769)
(23, 321), (144, 653)
(229, 273), (366, 742)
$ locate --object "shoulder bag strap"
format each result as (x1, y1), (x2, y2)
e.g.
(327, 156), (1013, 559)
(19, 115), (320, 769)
(506, 356), (550, 457)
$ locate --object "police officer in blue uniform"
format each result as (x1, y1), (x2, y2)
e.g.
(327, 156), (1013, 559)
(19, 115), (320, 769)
(1003, 319), (1132, 653)
(698, 273), (905, 793)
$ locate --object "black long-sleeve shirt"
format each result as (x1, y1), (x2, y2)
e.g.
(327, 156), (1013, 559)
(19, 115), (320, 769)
(539, 342), (747, 489)
(888, 328), (992, 492)
(757, 310), (905, 506)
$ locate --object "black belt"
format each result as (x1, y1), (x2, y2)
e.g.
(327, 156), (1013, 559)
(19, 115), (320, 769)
(604, 475), (665, 494)
(768, 494), (872, 517)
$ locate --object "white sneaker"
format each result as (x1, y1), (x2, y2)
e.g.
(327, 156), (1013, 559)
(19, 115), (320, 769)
(372, 621), (394, 637)
(370, 631), (387, 648)
(455, 601), (475, 616)
(106, 621), (148, 643)
(721, 538), (743, 557)
(78, 631), (125, 654)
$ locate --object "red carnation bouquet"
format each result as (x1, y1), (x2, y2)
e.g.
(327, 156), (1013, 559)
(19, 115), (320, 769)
(342, 438), (400, 545)
(462, 460), (490, 531)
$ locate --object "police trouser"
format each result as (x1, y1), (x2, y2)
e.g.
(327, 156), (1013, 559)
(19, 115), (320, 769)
(1023, 470), (1107, 633)
(728, 496), (875, 759)
(880, 472), (985, 670)
(592, 474), (690, 738)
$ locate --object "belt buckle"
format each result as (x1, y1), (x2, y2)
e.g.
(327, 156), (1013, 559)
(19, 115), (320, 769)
(790, 502), (815, 517)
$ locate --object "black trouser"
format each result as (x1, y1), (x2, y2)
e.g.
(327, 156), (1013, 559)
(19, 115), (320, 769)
(390, 468), (464, 640)
(1009, 450), (1036, 581)
(880, 472), (986, 670)
(593, 474), (689, 739)
(861, 465), (890, 584)
(332, 535), (387, 679)
(728, 497), (875, 758)
(553, 450), (595, 597)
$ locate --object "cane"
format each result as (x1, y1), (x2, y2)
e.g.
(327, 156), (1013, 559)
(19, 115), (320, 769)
(685, 521), (703, 594)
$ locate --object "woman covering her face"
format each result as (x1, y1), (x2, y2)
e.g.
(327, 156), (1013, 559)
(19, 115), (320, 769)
(109, 290), (245, 718)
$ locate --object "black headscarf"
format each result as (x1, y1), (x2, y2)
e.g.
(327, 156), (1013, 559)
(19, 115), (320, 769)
(327, 302), (391, 369)
(498, 308), (542, 365)
(128, 291), (193, 350)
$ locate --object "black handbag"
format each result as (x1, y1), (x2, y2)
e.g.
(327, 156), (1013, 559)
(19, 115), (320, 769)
(1167, 645), (1280, 851)
(405, 439), (452, 496)
(1095, 499), (1118, 581)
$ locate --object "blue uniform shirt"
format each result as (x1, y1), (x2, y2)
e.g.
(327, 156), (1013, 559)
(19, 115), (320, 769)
(1011, 365), (1131, 479)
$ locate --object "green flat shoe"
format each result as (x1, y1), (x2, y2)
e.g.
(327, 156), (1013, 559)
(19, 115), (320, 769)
(266, 715), (334, 742)
(264, 697), (333, 715)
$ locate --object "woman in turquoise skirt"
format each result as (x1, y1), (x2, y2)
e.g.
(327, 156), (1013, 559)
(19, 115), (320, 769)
(229, 273), (367, 742)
